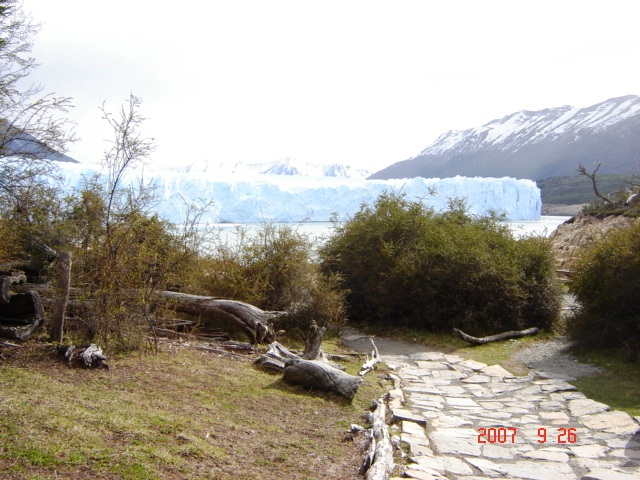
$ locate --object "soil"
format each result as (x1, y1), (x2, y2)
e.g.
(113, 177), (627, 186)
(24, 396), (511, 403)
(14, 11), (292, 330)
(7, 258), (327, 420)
(550, 213), (638, 270)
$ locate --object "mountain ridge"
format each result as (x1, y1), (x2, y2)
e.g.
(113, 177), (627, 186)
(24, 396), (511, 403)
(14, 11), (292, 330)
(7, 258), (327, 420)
(370, 95), (640, 181)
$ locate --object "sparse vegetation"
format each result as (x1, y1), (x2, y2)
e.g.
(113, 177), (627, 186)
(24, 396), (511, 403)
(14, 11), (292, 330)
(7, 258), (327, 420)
(194, 223), (347, 337)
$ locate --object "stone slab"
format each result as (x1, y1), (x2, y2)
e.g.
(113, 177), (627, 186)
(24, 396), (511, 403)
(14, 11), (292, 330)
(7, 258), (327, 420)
(568, 398), (610, 416)
(582, 410), (640, 435)
(430, 428), (482, 456)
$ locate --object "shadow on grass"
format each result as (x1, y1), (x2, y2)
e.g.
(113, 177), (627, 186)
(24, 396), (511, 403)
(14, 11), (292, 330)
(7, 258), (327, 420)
(262, 376), (355, 406)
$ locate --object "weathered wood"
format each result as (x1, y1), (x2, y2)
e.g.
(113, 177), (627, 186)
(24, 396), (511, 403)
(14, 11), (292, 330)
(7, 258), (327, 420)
(58, 344), (109, 369)
(254, 341), (300, 372)
(303, 321), (326, 360)
(0, 291), (45, 340)
(360, 396), (394, 480)
(0, 271), (27, 304)
(283, 358), (363, 400)
(0, 276), (10, 304)
(159, 291), (285, 344)
(49, 251), (72, 344)
(301, 321), (345, 370)
(359, 338), (381, 377)
(453, 327), (539, 345)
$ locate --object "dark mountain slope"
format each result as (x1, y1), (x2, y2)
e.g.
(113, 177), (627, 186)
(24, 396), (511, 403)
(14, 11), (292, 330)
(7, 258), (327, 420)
(371, 95), (640, 181)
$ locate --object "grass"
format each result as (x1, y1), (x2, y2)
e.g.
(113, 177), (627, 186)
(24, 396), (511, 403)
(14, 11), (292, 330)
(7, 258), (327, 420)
(570, 347), (640, 417)
(4, 328), (639, 480)
(0, 341), (388, 480)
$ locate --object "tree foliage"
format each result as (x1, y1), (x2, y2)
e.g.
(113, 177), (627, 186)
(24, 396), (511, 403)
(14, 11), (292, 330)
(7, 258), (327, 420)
(320, 192), (562, 334)
(568, 221), (640, 361)
(196, 223), (347, 336)
(0, 0), (75, 264)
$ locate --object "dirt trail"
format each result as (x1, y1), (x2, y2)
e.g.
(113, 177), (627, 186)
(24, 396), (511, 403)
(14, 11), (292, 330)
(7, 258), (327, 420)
(341, 327), (601, 381)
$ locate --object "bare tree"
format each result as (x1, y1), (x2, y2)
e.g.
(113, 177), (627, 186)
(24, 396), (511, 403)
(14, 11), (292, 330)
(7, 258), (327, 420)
(99, 94), (155, 251)
(577, 161), (610, 204)
(0, 0), (75, 206)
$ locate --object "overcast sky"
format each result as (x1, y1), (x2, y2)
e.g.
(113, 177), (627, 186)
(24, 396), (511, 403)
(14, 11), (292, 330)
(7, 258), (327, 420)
(21, 0), (640, 173)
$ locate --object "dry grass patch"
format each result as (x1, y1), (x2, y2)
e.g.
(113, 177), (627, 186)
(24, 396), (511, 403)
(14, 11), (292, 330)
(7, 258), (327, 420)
(0, 342), (386, 479)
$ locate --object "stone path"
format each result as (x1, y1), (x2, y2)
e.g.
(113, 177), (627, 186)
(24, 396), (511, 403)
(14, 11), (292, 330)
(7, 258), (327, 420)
(381, 351), (640, 480)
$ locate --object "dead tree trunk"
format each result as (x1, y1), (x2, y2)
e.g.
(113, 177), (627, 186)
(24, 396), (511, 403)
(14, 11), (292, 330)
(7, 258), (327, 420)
(283, 358), (363, 400)
(253, 341), (300, 371)
(159, 291), (286, 344)
(49, 251), (72, 344)
(0, 291), (45, 340)
(0, 271), (27, 304)
(254, 323), (362, 399)
(303, 321), (326, 360)
(453, 327), (539, 345)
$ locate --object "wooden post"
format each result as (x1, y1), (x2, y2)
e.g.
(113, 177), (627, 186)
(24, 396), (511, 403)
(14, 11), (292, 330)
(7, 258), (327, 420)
(49, 251), (72, 344)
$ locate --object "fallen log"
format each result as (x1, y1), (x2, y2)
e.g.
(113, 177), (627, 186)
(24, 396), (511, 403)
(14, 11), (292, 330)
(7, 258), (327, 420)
(254, 322), (363, 398)
(253, 341), (300, 372)
(159, 291), (287, 344)
(360, 395), (394, 480)
(453, 327), (540, 345)
(0, 291), (45, 340)
(283, 358), (363, 400)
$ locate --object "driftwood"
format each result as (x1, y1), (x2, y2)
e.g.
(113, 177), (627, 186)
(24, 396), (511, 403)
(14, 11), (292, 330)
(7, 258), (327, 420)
(453, 327), (540, 345)
(0, 291), (45, 340)
(359, 338), (381, 377)
(360, 396), (394, 479)
(159, 291), (285, 344)
(283, 358), (363, 400)
(58, 344), (109, 369)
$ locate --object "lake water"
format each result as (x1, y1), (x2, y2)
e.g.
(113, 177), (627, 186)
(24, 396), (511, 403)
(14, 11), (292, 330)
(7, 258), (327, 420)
(206, 215), (572, 247)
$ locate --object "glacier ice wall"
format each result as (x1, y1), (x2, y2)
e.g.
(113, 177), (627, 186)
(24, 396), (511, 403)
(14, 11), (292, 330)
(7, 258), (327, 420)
(56, 163), (541, 223)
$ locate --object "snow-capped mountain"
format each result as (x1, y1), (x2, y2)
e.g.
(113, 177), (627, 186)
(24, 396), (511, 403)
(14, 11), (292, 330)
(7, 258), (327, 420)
(370, 95), (640, 181)
(178, 158), (371, 179)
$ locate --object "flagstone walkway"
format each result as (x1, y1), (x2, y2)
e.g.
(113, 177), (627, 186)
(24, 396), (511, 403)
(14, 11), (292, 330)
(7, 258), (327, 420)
(380, 351), (640, 480)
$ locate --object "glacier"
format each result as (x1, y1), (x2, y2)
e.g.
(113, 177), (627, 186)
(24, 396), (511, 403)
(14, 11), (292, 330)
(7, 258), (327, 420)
(54, 162), (541, 223)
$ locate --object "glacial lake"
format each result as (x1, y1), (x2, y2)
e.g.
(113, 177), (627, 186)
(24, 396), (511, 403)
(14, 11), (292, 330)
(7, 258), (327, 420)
(205, 216), (572, 247)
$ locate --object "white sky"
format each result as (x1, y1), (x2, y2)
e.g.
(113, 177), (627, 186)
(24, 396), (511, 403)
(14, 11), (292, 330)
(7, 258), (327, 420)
(21, 0), (640, 172)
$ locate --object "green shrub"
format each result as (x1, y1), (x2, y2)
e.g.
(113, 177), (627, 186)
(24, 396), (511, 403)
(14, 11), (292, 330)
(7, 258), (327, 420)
(196, 223), (346, 336)
(320, 192), (561, 334)
(568, 221), (640, 360)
